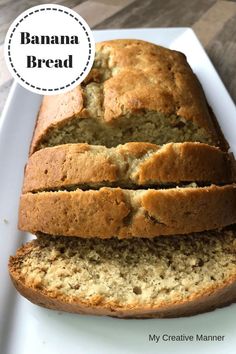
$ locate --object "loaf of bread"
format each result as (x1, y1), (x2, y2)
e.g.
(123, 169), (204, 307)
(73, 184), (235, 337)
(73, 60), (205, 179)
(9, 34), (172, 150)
(9, 228), (236, 318)
(10, 39), (236, 318)
(23, 142), (234, 193)
(19, 184), (236, 238)
(29, 39), (227, 155)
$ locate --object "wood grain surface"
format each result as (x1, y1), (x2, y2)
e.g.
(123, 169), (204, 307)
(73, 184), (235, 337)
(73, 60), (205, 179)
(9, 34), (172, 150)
(0, 0), (235, 114)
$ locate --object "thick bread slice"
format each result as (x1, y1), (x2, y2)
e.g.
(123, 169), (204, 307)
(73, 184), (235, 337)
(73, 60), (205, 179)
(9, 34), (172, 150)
(19, 185), (236, 238)
(9, 229), (236, 318)
(23, 142), (234, 193)
(30, 39), (226, 154)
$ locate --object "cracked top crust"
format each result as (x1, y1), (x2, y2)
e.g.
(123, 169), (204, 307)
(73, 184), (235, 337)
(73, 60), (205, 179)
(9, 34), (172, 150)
(30, 39), (225, 154)
(94, 40), (204, 121)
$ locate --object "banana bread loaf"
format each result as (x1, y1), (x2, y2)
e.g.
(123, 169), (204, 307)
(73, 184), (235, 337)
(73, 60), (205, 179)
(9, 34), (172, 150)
(12, 39), (236, 319)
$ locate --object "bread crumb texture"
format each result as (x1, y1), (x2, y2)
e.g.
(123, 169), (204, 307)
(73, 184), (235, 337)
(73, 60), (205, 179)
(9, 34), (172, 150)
(9, 230), (236, 309)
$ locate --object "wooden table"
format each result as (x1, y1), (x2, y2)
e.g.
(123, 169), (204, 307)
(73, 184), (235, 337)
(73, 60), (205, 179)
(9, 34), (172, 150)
(0, 0), (235, 114)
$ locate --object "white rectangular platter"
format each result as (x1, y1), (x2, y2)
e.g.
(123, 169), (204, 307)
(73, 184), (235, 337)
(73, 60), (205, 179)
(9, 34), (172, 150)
(0, 28), (236, 354)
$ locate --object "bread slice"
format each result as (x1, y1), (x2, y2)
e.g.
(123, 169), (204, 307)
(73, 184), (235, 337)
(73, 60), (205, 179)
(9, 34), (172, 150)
(9, 228), (236, 318)
(23, 142), (234, 193)
(30, 39), (227, 155)
(19, 184), (236, 238)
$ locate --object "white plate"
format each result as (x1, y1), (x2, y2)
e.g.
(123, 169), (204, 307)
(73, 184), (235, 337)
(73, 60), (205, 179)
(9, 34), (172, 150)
(0, 28), (236, 354)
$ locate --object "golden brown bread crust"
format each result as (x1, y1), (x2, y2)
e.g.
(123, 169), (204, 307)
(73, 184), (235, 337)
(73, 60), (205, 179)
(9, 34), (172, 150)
(30, 39), (224, 154)
(23, 142), (234, 193)
(18, 185), (236, 238)
(8, 239), (236, 318)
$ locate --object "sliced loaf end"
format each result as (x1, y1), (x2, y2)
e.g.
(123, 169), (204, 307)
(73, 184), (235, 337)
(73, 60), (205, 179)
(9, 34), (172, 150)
(9, 229), (236, 318)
